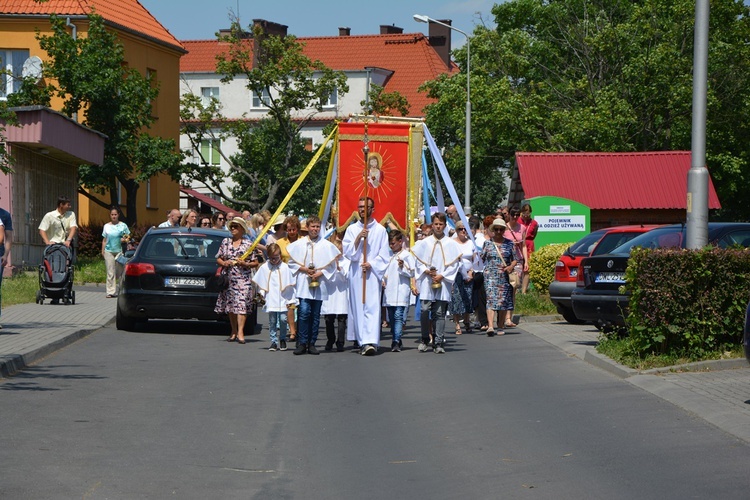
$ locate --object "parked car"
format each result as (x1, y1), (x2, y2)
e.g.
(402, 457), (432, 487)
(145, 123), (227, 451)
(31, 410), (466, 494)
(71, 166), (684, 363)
(571, 223), (750, 332)
(116, 226), (230, 330)
(744, 298), (750, 364)
(549, 225), (657, 323)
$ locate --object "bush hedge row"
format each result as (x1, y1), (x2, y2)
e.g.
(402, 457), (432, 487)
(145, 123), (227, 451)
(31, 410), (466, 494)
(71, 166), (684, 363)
(625, 247), (750, 357)
(528, 243), (570, 294)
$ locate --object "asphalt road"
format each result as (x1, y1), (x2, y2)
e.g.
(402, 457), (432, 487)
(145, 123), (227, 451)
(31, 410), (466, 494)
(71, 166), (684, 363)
(1, 318), (748, 499)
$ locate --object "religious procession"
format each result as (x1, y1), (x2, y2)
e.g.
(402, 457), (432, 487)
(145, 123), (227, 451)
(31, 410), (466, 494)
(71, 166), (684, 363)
(199, 119), (539, 356)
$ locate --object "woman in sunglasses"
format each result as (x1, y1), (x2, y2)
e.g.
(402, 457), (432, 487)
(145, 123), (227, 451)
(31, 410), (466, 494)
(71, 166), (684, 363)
(211, 212), (227, 230)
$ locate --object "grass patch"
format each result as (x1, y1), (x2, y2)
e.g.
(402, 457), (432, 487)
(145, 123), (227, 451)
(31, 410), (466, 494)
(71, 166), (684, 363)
(515, 289), (557, 316)
(0, 257), (106, 309)
(596, 334), (744, 370)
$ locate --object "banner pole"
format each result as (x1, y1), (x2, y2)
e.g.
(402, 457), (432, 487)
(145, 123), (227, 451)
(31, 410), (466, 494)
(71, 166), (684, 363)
(361, 121), (370, 304)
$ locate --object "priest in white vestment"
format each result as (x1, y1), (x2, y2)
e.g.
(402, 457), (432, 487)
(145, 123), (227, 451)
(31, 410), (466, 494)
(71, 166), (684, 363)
(342, 197), (390, 355)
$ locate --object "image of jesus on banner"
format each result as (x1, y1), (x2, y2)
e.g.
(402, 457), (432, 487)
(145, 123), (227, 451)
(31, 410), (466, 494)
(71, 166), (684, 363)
(337, 122), (412, 231)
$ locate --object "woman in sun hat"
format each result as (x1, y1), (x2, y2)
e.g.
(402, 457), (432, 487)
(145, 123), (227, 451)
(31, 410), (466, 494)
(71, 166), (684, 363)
(215, 217), (259, 344)
(480, 217), (517, 336)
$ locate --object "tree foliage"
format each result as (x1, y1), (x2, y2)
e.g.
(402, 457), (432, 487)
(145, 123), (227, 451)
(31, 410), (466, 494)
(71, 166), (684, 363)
(180, 21), (348, 215)
(422, 0), (750, 219)
(14, 14), (183, 224)
(361, 84), (410, 117)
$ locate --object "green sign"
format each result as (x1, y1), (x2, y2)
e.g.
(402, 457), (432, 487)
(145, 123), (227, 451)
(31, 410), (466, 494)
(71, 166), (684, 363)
(526, 196), (590, 248)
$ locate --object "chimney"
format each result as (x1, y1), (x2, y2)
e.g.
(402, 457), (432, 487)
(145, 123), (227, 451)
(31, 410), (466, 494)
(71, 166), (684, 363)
(339, 27), (351, 36)
(427, 19), (452, 69)
(252, 19), (289, 68)
(379, 24), (403, 35)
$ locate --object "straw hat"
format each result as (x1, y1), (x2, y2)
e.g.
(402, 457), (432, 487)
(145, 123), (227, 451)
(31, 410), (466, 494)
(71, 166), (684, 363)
(271, 213), (286, 227)
(490, 218), (506, 230)
(228, 217), (249, 234)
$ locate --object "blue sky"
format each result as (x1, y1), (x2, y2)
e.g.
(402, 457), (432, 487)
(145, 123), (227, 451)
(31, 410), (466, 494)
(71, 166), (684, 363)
(139, 0), (499, 49)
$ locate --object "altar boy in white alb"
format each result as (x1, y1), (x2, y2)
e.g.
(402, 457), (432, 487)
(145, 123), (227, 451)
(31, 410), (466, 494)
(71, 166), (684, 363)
(382, 230), (416, 352)
(286, 216), (340, 355)
(343, 197), (390, 356)
(252, 243), (296, 352)
(412, 212), (462, 354)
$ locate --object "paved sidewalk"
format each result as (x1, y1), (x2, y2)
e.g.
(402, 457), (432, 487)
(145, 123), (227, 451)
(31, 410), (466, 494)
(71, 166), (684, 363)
(2, 296), (749, 444)
(0, 289), (115, 377)
(521, 319), (750, 444)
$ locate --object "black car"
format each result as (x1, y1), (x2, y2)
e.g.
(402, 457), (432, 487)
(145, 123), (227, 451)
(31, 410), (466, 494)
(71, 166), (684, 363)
(549, 225), (656, 324)
(571, 223), (750, 332)
(116, 226), (230, 330)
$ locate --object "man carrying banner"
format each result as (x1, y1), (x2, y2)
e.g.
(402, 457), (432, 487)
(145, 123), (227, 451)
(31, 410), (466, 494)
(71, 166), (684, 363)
(343, 197), (390, 355)
(412, 212), (462, 354)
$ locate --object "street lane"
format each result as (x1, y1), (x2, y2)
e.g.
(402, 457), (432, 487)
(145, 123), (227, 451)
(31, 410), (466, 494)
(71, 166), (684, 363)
(1, 318), (748, 499)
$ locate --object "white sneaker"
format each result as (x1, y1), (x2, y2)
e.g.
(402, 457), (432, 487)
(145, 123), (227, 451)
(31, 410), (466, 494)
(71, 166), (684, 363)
(435, 344), (446, 354)
(418, 342), (430, 352)
(363, 344), (376, 356)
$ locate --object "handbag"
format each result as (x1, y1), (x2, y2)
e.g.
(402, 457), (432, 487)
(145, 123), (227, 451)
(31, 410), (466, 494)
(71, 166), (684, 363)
(495, 242), (520, 290)
(208, 267), (230, 291)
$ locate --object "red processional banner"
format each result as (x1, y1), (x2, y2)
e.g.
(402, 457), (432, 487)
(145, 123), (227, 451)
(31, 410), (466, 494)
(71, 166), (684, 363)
(337, 122), (412, 231)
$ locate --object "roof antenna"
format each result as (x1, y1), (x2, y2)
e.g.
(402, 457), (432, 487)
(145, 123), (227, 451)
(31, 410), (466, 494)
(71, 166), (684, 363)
(236, 0), (241, 25)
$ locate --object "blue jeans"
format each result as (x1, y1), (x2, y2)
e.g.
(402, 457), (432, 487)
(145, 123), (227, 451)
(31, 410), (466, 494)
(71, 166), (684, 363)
(297, 298), (322, 346)
(268, 311), (288, 344)
(387, 306), (406, 344)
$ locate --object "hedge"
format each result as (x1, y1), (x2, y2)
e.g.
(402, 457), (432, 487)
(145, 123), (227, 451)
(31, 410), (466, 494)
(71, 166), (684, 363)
(625, 247), (750, 357)
(528, 243), (571, 294)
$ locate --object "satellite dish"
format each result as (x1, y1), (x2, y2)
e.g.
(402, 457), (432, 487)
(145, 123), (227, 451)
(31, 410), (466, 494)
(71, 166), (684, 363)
(22, 56), (43, 82)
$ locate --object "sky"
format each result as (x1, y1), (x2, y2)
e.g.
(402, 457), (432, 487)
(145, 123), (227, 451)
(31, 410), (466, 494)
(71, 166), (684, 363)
(139, 0), (499, 49)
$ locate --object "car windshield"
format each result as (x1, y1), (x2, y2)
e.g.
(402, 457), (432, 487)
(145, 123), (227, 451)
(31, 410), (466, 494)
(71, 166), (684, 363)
(568, 230), (607, 256)
(592, 231), (650, 256)
(608, 227), (684, 255)
(141, 234), (225, 260)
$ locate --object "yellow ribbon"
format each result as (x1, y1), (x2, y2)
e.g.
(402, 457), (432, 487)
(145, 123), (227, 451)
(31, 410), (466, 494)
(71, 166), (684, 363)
(240, 125), (338, 260)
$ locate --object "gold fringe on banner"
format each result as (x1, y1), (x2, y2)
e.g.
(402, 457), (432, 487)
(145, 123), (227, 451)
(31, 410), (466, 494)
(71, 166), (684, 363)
(240, 126), (338, 260)
(338, 134), (410, 143)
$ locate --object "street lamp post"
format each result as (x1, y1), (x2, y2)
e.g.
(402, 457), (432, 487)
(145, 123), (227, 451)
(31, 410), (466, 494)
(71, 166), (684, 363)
(414, 14), (471, 211)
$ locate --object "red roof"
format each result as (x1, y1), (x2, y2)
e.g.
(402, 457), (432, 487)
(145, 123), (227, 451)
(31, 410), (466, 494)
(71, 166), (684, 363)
(180, 187), (234, 214)
(515, 151), (721, 210)
(181, 33), (456, 116)
(2, 0), (183, 51)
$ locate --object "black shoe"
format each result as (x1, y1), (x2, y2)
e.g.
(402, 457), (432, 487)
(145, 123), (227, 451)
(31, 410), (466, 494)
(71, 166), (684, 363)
(279, 340), (288, 351)
(336, 342), (344, 352)
(293, 344), (308, 355)
(307, 344), (320, 355)
(269, 343), (278, 352)
(391, 342), (401, 352)
(324, 340), (334, 351)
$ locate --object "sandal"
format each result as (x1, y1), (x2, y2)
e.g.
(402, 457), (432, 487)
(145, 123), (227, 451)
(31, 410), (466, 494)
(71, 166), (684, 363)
(226, 336), (237, 342)
(455, 326), (463, 335)
(480, 325), (488, 331)
(486, 329), (495, 337)
(505, 321), (517, 328)
(497, 330), (506, 336)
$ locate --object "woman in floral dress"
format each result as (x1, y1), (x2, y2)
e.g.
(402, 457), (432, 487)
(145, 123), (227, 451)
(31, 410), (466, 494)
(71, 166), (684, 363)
(480, 217), (518, 336)
(215, 217), (258, 344)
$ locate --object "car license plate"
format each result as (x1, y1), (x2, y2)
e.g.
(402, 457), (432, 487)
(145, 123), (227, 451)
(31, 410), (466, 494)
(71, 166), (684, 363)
(569, 268), (578, 278)
(165, 276), (206, 287)
(595, 272), (625, 283)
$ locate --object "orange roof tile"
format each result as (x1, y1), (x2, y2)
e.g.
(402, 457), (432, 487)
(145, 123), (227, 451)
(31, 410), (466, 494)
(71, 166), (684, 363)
(2, 0), (183, 51)
(181, 33), (456, 116)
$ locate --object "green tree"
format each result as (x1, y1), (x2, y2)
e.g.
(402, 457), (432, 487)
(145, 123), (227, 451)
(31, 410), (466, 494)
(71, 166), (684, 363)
(422, 0), (750, 219)
(181, 21), (348, 214)
(361, 84), (410, 117)
(14, 14), (183, 224)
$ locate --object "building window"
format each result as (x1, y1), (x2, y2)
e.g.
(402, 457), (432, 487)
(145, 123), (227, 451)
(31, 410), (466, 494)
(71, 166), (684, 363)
(321, 87), (338, 108)
(251, 88), (271, 108)
(199, 139), (221, 166)
(201, 87), (220, 107)
(0, 49), (30, 98)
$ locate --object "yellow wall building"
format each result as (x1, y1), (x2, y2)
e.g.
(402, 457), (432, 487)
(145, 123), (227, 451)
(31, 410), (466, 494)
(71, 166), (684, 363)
(1, 0), (185, 226)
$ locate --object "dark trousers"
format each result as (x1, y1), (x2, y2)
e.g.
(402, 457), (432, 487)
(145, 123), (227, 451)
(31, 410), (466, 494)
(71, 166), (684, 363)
(325, 314), (347, 346)
(473, 272), (488, 327)
(297, 298), (322, 346)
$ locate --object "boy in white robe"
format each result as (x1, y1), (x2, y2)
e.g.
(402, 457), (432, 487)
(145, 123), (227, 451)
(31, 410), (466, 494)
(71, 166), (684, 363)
(412, 212), (462, 354)
(382, 231), (416, 352)
(342, 197), (390, 356)
(252, 243), (296, 351)
(322, 241), (349, 352)
(287, 216), (340, 355)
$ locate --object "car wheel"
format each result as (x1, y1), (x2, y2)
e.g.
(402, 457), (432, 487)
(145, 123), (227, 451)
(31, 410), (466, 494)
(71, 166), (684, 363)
(561, 307), (585, 324)
(116, 304), (136, 331)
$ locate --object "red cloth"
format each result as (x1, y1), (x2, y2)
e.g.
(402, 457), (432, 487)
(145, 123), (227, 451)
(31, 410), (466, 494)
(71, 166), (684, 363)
(337, 122), (411, 231)
(520, 216), (539, 253)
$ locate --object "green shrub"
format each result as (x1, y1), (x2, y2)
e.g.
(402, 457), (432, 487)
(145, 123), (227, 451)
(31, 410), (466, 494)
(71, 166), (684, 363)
(624, 247), (750, 357)
(528, 243), (571, 294)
